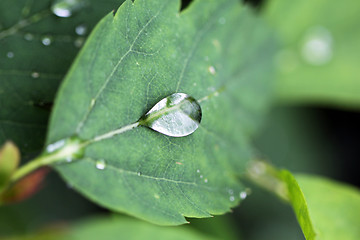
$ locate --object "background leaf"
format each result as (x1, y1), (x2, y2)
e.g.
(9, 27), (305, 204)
(281, 171), (360, 240)
(264, 0), (360, 108)
(47, 0), (277, 225)
(0, 142), (20, 193)
(0, 0), (125, 160)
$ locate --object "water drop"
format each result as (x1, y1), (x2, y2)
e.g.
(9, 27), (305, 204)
(301, 26), (333, 65)
(196, 169), (200, 173)
(137, 172), (142, 176)
(46, 139), (66, 152)
(95, 159), (106, 170)
(75, 24), (87, 35)
(42, 36), (52, 46)
(51, 0), (86, 18)
(24, 33), (34, 41)
(204, 178), (208, 183)
(229, 196), (235, 202)
(240, 191), (247, 199)
(140, 93), (202, 137)
(200, 175), (203, 179)
(6, 52), (14, 58)
(228, 189), (234, 195)
(208, 66), (216, 75)
(31, 72), (40, 78)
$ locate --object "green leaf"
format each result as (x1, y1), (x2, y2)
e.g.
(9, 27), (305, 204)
(295, 174), (360, 240)
(63, 216), (220, 240)
(280, 171), (360, 240)
(264, 0), (360, 108)
(47, 0), (276, 225)
(0, 142), (20, 193)
(248, 163), (360, 240)
(0, 0), (125, 159)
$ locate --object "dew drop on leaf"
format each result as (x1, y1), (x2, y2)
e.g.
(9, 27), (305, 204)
(95, 159), (106, 170)
(240, 191), (247, 199)
(75, 24), (87, 35)
(41, 36), (52, 46)
(140, 93), (202, 137)
(51, 0), (85, 18)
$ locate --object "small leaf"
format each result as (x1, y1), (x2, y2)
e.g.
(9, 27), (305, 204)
(47, 0), (277, 225)
(0, 141), (20, 193)
(140, 93), (202, 137)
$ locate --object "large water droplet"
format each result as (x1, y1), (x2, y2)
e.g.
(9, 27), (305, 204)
(140, 93), (202, 137)
(240, 191), (247, 199)
(301, 26), (333, 65)
(51, 0), (85, 18)
(95, 159), (106, 170)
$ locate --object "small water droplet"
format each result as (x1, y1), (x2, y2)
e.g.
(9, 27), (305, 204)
(228, 189), (234, 195)
(240, 191), (247, 199)
(137, 172), (142, 176)
(196, 169), (200, 173)
(6, 52), (14, 58)
(31, 72), (40, 78)
(204, 178), (208, 183)
(140, 93), (202, 137)
(24, 33), (34, 41)
(74, 37), (84, 48)
(51, 0), (86, 18)
(218, 17), (226, 24)
(208, 66), (216, 75)
(75, 24), (87, 35)
(95, 159), (106, 170)
(42, 36), (52, 46)
(200, 175), (203, 179)
(301, 26), (333, 65)
(46, 139), (66, 152)
(229, 196), (235, 202)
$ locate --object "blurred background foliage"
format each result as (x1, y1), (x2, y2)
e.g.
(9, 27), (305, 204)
(0, 0), (359, 239)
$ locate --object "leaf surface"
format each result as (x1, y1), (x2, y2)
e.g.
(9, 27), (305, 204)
(281, 171), (360, 240)
(0, 0), (125, 159)
(264, 0), (360, 108)
(48, 0), (277, 225)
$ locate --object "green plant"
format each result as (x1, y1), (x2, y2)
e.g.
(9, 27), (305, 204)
(0, 0), (359, 239)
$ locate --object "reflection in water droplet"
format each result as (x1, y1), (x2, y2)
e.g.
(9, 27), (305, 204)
(229, 196), (235, 202)
(301, 26), (333, 65)
(24, 33), (34, 41)
(140, 93), (202, 137)
(240, 191), (247, 199)
(42, 36), (52, 46)
(51, 0), (85, 18)
(96, 159), (106, 170)
(75, 24), (87, 35)
(31, 72), (40, 78)
(7, 52), (14, 58)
